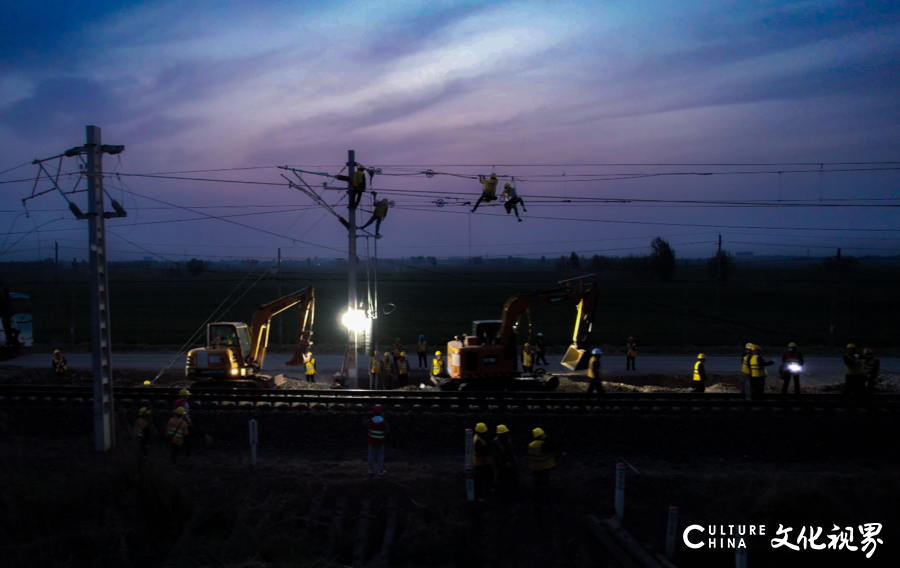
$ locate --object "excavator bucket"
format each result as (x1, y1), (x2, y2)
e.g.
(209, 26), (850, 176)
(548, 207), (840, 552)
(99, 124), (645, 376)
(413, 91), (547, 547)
(285, 348), (305, 366)
(561, 344), (589, 371)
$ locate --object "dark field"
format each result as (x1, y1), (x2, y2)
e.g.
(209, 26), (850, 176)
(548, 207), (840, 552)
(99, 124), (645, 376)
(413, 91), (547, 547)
(4, 259), (898, 350)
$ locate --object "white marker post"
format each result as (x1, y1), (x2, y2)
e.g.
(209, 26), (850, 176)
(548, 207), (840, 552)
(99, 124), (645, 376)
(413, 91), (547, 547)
(735, 544), (748, 568)
(665, 506), (678, 560)
(465, 429), (474, 501)
(615, 463), (625, 518)
(249, 419), (258, 468)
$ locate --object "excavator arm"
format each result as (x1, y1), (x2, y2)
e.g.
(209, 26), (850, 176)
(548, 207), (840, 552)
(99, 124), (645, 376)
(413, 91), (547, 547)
(247, 287), (315, 370)
(496, 277), (598, 369)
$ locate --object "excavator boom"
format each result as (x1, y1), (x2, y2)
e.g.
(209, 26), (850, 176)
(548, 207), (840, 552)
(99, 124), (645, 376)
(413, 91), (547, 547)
(248, 287), (315, 369)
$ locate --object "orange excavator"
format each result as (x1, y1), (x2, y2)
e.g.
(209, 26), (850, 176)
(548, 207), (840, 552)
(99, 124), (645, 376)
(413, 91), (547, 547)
(185, 287), (315, 388)
(442, 276), (598, 391)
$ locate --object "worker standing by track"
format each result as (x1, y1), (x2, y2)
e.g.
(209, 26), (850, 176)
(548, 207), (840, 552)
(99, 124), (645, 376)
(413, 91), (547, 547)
(492, 424), (518, 503)
(534, 333), (548, 366)
(522, 343), (535, 375)
(587, 348), (604, 395)
(417, 335), (428, 369)
(862, 348), (880, 395)
(370, 349), (382, 390)
(749, 345), (774, 400)
(165, 407), (190, 465)
(397, 352), (409, 388)
(741, 343), (754, 399)
(364, 405), (389, 476)
(528, 428), (558, 493)
(391, 338), (403, 373)
(692, 353), (707, 392)
(134, 407), (152, 459)
(473, 423), (494, 502)
(51, 349), (67, 378)
(381, 351), (393, 390)
(305, 351), (317, 383)
(780, 342), (804, 395)
(844, 344), (864, 396)
(626, 337), (637, 371)
(472, 173), (499, 212)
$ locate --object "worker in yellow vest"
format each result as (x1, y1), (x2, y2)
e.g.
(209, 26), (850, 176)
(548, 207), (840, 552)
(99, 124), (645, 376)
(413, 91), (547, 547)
(528, 427), (558, 492)
(472, 173), (499, 212)
(335, 164), (368, 208)
(360, 198), (389, 236)
(473, 423), (493, 501)
(431, 351), (447, 386)
(522, 343), (534, 375)
(416, 335), (428, 369)
(381, 351), (393, 390)
(862, 348), (880, 395)
(304, 351), (316, 383)
(692, 353), (707, 393)
(51, 349), (68, 378)
(741, 343), (754, 399)
(843, 344), (864, 396)
(391, 338), (403, 372)
(165, 407), (190, 464)
(370, 349), (382, 390)
(749, 345), (774, 400)
(134, 407), (152, 458)
(626, 337), (637, 371)
(587, 348), (604, 395)
(397, 352), (409, 388)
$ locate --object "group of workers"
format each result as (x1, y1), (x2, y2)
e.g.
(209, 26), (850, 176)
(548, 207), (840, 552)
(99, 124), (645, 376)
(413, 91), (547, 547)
(472, 173), (528, 221)
(472, 422), (561, 502)
(369, 338), (414, 389)
(133, 388), (194, 464)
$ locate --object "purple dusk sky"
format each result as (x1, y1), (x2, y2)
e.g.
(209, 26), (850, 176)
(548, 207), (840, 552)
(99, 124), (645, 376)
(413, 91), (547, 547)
(1, 0), (898, 264)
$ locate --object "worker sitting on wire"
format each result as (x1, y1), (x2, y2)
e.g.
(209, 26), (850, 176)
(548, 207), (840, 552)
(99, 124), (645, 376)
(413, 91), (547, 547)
(360, 198), (389, 236)
(501, 181), (526, 221)
(334, 164), (367, 208)
(472, 173), (499, 212)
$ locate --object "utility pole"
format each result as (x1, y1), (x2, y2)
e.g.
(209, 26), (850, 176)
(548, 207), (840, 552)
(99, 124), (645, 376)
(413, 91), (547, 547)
(829, 248), (840, 346)
(347, 150), (359, 388)
(372, 191), (379, 356)
(715, 234), (722, 317)
(55, 241), (60, 321)
(277, 248), (282, 347)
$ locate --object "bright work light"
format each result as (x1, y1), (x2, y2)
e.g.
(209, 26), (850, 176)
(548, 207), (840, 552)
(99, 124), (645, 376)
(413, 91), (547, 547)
(341, 308), (367, 332)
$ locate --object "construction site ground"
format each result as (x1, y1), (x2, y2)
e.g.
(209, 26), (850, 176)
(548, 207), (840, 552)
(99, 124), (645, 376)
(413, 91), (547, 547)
(2, 366), (899, 567)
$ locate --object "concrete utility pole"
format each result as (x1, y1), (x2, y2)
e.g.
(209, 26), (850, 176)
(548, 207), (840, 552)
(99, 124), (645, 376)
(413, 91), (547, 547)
(347, 150), (359, 388)
(277, 248), (282, 347)
(55, 241), (60, 321)
(829, 248), (840, 346)
(715, 234), (722, 317)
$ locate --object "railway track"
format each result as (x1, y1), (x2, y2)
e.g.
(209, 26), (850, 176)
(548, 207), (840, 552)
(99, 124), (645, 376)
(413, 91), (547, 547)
(1, 385), (898, 413)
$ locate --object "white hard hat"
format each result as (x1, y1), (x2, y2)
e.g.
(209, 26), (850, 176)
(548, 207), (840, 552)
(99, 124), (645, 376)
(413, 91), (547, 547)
(592, 348), (602, 355)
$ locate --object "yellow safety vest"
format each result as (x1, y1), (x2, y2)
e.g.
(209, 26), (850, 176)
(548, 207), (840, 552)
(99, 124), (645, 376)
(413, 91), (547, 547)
(305, 358), (315, 375)
(371, 357), (381, 374)
(381, 359), (392, 373)
(741, 354), (751, 375)
(374, 201), (388, 217)
(528, 440), (555, 471)
(693, 361), (703, 381)
(587, 355), (601, 379)
(135, 418), (149, 438)
(845, 356), (863, 375)
(398, 359), (408, 374)
(523, 351), (533, 367)
(353, 170), (366, 188)
(417, 340), (427, 353)
(432, 358), (444, 376)
(749, 355), (767, 378)
(473, 435), (489, 466)
(627, 343), (637, 357)
(480, 178), (498, 197)
(392, 344), (402, 356)
(863, 358), (879, 376)
(166, 417), (188, 446)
